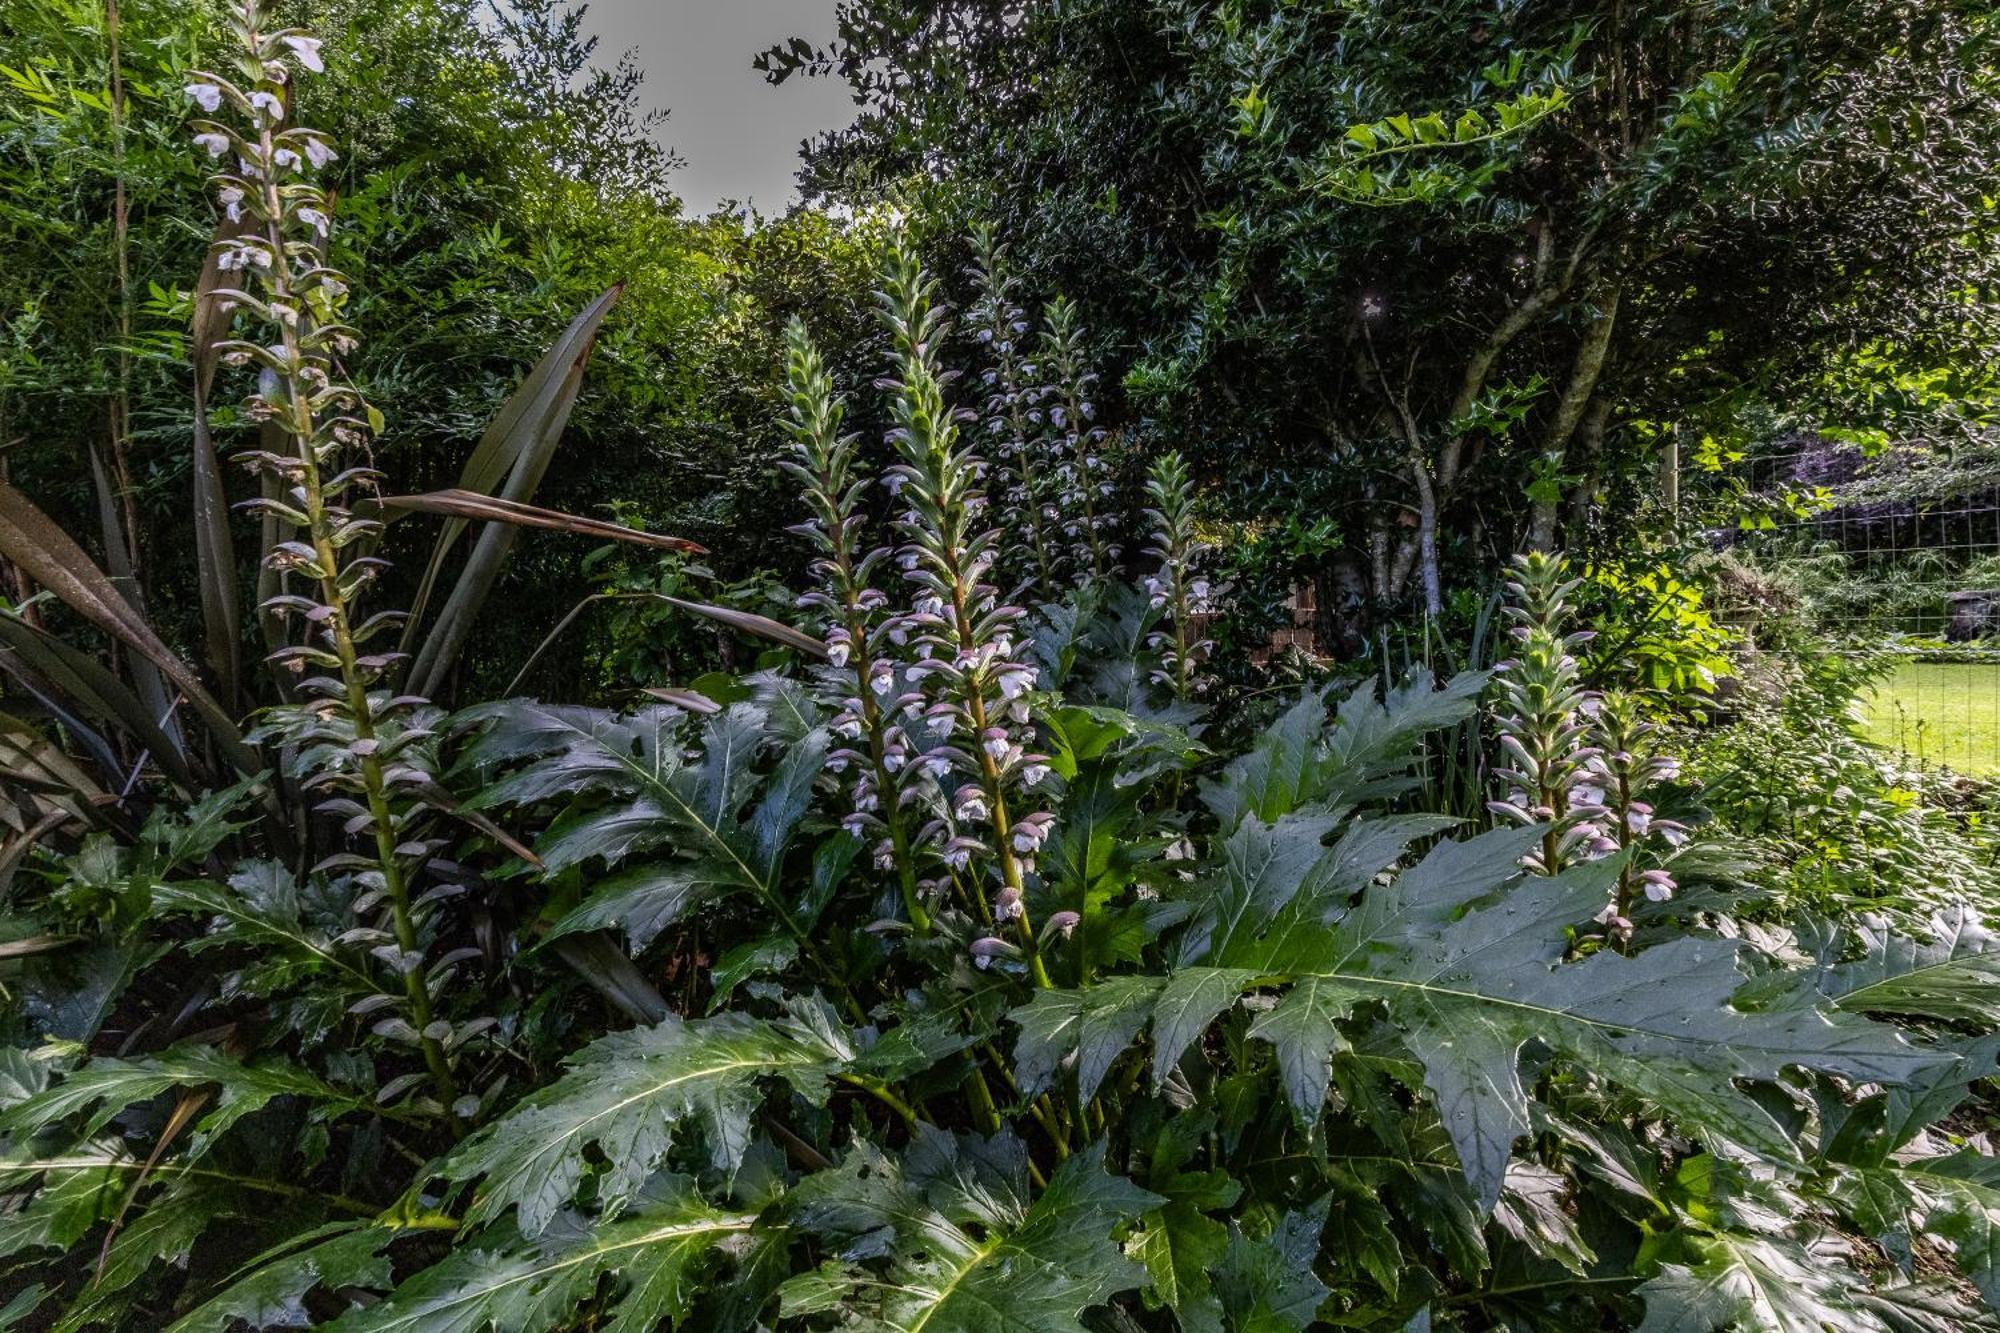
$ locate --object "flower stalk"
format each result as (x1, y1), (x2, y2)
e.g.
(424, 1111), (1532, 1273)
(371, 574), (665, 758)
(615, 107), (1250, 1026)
(1489, 553), (1690, 942)
(967, 226), (1059, 599)
(877, 238), (1055, 987)
(1038, 296), (1115, 583)
(780, 318), (930, 931)
(1141, 451), (1215, 702)
(189, 2), (459, 1119)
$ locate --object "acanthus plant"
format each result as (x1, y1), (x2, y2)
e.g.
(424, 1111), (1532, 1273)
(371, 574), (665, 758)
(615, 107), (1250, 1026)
(968, 224), (1061, 599)
(1039, 295), (1119, 583)
(1141, 451), (1220, 702)
(874, 236), (1059, 980)
(1488, 552), (1692, 942)
(2, 28), (2000, 1332)
(188, 6), (473, 1118)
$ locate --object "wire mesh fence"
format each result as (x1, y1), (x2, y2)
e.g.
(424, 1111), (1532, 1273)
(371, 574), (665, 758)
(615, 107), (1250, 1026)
(1723, 438), (2000, 775)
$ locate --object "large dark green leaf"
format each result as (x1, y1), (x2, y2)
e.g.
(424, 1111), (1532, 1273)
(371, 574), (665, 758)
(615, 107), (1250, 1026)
(320, 1193), (757, 1333)
(443, 1008), (846, 1235)
(783, 1129), (1162, 1333)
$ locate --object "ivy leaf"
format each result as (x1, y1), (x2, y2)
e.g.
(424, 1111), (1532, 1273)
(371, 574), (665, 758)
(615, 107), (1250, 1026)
(443, 1010), (845, 1235)
(321, 1193), (759, 1333)
(783, 1129), (1162, 1332)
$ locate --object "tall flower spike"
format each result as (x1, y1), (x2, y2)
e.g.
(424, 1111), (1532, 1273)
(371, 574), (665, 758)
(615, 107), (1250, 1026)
(1487, 553), (1692, 942)
(1039, 295), (1115, 583)
(1486, 553), (1612, 877)
(967, 225), (1059, 600)
(190, 2), (462, 1117)
(877, 236), (1054, 986)
(779, 318), (930, 931)
(1141, 451), (1217, 701)
(1573, 690), (1690, 940)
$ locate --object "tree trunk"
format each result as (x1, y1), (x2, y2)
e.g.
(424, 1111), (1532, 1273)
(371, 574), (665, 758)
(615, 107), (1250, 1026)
(1529, 285), (1621, 552)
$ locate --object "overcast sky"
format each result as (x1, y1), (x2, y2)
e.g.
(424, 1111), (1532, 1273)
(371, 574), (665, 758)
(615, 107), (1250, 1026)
(578, 0), (855, 214)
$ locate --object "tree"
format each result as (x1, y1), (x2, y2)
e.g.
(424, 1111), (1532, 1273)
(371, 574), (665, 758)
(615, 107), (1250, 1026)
(766, 0), (2000, 640)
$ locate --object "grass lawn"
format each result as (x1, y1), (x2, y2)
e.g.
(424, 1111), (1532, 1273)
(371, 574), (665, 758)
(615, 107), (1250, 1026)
(1861, 660), (2000, 775)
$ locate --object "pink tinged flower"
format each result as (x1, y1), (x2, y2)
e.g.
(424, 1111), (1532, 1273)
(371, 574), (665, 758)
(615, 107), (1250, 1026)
(1626, 808), (1652, 834)
(1640, 869), (1676, 901)
(969, 936), (1011, 970)
(833, 716), (863, 740)
(274, 148), (302, 170)
(283, 35), (326, 72)
(1022, 762), (1050, 786)
(249, 90), (285, 119)
(873, 840), (896, 870)
(994, 885), (1023, 921)
(944, 838), (983, 871)
(955, 786), (989, 821)
(841, 813), (868, 838)
(195, 131), (230, 158)
(1043, 910), (1080, 939)
(997, 667), (1035, 700)
(869, 665), (894, 695)
(304, 136), (337, 168)
(1657, 821), (1691, 848)
(218, 186), (245, 222)
(186, 82), (224, 111)
(923, 756), (952, 781)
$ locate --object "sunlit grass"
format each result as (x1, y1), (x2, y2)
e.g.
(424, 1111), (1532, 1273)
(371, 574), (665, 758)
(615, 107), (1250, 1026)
(1861, 660), (2000, 776)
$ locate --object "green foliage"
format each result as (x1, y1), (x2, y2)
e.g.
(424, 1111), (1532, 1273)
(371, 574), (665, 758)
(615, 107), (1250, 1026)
(1, 10), (1997, 1332)
(768, 0), (2000, 639)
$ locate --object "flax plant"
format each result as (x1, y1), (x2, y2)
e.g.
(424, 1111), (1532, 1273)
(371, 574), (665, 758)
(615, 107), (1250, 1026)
(780, 318), (930, 931)
(188, 1), (460, 1116)
(1039, 296), (1116, 582)
(877, 239), (1056, 986)
(968, 225), (1059, 599)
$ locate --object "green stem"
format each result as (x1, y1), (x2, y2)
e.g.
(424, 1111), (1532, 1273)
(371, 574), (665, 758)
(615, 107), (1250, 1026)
(839, 1072), (921, 1134)
(252, 92), (458, 1124)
